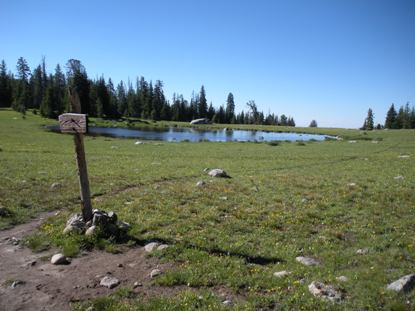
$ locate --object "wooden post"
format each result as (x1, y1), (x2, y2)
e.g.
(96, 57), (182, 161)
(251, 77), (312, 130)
(58, 89), (93, 222)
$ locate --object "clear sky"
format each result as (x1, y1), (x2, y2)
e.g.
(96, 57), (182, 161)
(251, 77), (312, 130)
(2, 0), (414, 127)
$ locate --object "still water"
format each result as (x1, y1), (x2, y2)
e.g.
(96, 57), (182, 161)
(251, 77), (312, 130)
(80, 126), (332, 142)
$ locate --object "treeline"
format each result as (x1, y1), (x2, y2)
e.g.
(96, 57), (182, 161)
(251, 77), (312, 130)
(384, 103), (415, 129)
(0, 57), (296, 126)
(361, 103), (415, 130)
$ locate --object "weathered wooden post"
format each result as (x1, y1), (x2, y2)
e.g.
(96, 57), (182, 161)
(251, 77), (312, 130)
(58, 89), (93, 222)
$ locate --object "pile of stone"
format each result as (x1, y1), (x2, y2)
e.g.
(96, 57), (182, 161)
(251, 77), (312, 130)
(63, 209), (130, 238)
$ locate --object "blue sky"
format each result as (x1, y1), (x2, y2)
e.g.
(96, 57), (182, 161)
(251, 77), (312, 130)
(2, 0), (414, 127)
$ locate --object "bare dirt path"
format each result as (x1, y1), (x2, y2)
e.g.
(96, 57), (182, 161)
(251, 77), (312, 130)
(0, 213), (178, 311)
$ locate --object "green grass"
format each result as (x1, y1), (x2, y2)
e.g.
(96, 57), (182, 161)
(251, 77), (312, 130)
(1, 108), (415, 310)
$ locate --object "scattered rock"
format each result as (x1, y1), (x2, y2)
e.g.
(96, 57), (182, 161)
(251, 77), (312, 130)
(134, 141), (144, 145)
(273, 270), (291, 278)
(100, 276), (120, 289)
(371, 140), (379, 144)
(203, 168), (210, 172)
(296, 256), (321, 266)
(208, 169), (230, 178)
(301, 198), (307, 203)
(7, 237), (20, 245)
(356, 248), (369, 255)
(387, 274), (415, 292)
(145, 242), (160, 253)
(308, 281), (343, 303)
(347, 183), (356, 187)
(50, 182), (62, 190)
(133, 281), (142, 288)
(150, 269), (162, 278)
(336, 276), (348, 282)
(85, 225), (97, 236)
(51, 253), (69, 265)
(196, 180), (206, 187)
(394, 175), (404, 180)
(348, 140), (357, 143)
(222, 300), (232, 306)
(10, 280), (25, 288)
(157, 244), (169, 251)
(219, 196), (228, 200)
(398, 155), (410, 159)
(117, 263), (123, 268)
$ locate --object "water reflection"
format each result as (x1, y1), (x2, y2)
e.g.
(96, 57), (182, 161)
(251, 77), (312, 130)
(47, 125), (331, 142)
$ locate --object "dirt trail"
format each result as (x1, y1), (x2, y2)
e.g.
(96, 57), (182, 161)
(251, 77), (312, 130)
(0, 213), (178, 311)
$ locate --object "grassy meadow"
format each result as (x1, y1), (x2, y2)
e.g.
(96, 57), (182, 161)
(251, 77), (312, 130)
(1, 108), (414, 310)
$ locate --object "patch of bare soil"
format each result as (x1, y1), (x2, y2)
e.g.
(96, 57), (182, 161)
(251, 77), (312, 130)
(0, 213), (180, 311)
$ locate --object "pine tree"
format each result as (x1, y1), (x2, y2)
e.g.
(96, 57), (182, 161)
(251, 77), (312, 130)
(225, 92), (235, 123)
(107, 78), (119, 118)
(0, 60), (13, 107)
(13, 57), (32, 114)
(30, 65), (44, 109)
(66, 59), (90, 114)
(116, 81), (127, 116)
(384, 104), (397, 129)
(53, 64), (66, 116)
(280, 114), (288, 126)
(309, 120), (318, 127)
(198, 85), (208, 118)
(40, 76), (55, 118)
(362, 108), (374, 130)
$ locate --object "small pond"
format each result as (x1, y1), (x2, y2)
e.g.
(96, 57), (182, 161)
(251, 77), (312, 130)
(48, 125), (332, 142)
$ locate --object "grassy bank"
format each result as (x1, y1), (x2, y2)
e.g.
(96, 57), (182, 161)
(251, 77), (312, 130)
(1, 109), (414, 310)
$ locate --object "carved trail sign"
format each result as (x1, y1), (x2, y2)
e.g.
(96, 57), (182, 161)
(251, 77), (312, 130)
(58, 113), (87, 134)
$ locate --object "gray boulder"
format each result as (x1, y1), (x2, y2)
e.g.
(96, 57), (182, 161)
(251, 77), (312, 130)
(208, 169), (230, 178)
(190, 118), (209, 125)
(387, 274), (415, 292)
(51, 253), (69, 265)
(100, 276), (120, 289)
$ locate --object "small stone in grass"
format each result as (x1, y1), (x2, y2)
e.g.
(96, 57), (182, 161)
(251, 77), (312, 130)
(196, 181), (206, 187)
(296, 256), (321, 266)
(336, 276), (348, 282)
(273, 270), (291, 278)
(150, 269), (162, 278)
(144, 242), (159, 253)
(308, 281), (343, 303)
(356, 248), (369, 255)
